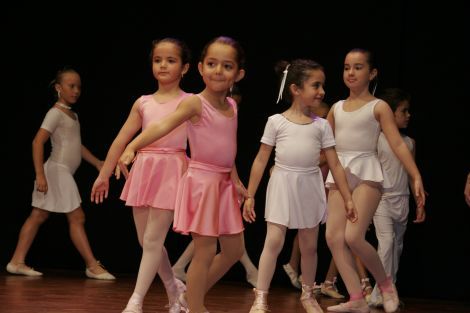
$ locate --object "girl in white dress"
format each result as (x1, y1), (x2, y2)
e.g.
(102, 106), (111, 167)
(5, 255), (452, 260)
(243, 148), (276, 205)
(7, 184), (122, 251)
(243, 59), (357, 313)
(325, 49), (426, 313)
(6, 68), (114, 280)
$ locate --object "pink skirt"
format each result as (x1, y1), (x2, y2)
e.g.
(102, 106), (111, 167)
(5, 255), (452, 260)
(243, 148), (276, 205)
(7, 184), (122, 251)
(120, 148), (188, 210)
(173, 160), (244, 236)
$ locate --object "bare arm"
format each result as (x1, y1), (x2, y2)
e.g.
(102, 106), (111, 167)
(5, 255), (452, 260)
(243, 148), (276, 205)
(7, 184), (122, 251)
(32, 128), (51, 193)
(324, 147), (357, 222)
(377, 101), (425, 209)
(90, 100), (142, 203)
(99, 100), (143, 179)
(118, 96), (200, 170)
(242, 143), (273, 223)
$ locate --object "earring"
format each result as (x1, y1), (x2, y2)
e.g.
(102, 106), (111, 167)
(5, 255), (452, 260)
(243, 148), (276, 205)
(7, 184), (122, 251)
(229, 85), (233, 96)
(57, 90), (61, 99)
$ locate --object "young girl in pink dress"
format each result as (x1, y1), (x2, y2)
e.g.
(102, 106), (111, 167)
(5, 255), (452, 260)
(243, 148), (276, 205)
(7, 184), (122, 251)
(242, 59), (357, 313)
(118, 36), (247, 313)
(325, 48), (426, 313)
(91, 38), (191, 313)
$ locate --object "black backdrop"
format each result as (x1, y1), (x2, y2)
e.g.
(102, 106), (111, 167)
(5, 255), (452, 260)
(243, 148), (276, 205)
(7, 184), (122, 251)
(3, 1), (469, 302)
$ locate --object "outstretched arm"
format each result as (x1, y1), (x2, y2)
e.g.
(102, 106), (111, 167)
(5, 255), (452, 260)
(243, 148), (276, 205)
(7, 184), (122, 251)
(32, 128), (51, 193)
(242, 143), (273, 223)
(91, 100), (142, 203)
(377, 101), (425, 209)
(118, 96), (200, 172)
(324, 147), (357, 222)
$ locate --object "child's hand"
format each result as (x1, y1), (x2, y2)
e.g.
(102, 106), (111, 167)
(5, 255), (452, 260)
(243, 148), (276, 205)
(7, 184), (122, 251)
(411, 176), (426, 209)
(234, 181), (249, 205)
(91, 176), (109, 204)
(35, 175), (48, 194)
(118, 148), (136, 179)
(413, 206), (426, 223)
(242, 198), (256, 223)
(345, 199), (358, 223)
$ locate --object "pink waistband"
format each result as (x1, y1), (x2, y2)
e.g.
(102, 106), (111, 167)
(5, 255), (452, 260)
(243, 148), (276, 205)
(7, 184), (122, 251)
(138, 147), (186, 154)
(188, 160), (232, 173)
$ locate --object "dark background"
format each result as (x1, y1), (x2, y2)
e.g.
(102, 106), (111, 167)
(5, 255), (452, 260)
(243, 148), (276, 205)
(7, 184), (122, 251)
(3, 1), (469, 302)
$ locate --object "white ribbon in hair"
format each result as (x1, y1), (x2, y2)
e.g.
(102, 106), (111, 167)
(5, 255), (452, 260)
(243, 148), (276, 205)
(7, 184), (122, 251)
(276, 64), (290, 103)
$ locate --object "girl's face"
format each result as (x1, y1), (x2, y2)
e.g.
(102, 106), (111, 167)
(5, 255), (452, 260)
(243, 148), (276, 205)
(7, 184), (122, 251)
(295, 69), (325, 110)
(198, 43), (244, 93)
(152, 42), (189, 85)
(343, 51), (376, 91)
(56, 72), (81, 104)
(394, 100), (411, 129)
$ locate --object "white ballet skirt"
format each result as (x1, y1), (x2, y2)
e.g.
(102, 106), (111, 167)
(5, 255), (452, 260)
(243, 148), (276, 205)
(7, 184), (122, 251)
(261, 114), (335, 229)
(325, 99), (391, 188)
(31, 108), (82, 213)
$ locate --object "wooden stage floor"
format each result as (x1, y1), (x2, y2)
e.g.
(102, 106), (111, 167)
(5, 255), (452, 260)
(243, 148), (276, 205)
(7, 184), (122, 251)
(1, 270), (469, 313)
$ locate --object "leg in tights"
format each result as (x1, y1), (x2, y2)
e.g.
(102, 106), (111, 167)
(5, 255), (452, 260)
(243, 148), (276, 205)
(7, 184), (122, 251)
(172, 240), (195, 281)
(186, 234), (217, 313)
(287, 232), (301, 273)
(327, 183), (389, 298)
(256, 223), (287, 292)
(298, 226), (319, 286)
(205, 232), (244, 291)
(126, 206), (175, 308)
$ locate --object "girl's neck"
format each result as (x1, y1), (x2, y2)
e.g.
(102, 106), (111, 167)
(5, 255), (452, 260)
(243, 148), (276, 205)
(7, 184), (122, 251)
(200, 90), (228, 109)
(56, 101), (72, 110)
(348, 88), (374, 102)
(154, 87), (183, 103)
(283, 106), (313, 124)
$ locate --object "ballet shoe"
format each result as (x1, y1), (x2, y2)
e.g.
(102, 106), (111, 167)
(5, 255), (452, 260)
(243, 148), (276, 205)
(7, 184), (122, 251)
(320, 277), (345, 299)
(85, 261), (116, 280)
(178, 293), (189, 313)
(167, 279), (187, 313)
(282, 263), (301, 289)
(380, 282), (399, 313)
(361, 278), (373, 305)
(6, 262), (43, 276)
(249, 288), (269, 313)
(300, 284), (323, 313)
(122, 302), (143, 313)
(327, 299), (370, 313)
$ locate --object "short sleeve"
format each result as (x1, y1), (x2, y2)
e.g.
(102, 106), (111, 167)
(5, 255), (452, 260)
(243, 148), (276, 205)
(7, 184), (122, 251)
(321, 120), (336, 149)
(260, 116), (277, 146)
(40, 108), (62, 134)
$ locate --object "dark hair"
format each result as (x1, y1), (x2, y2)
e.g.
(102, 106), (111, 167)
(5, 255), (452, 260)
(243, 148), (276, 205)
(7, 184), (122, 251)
(378, 88), (411, 112)
(49, 66), (79, 87)
(347, 48), (378, 94)
(200, 36), (245, 69)
(149, 37), (191, 65)
(275, 59), (324, 104)
(49, 67), (79, 99)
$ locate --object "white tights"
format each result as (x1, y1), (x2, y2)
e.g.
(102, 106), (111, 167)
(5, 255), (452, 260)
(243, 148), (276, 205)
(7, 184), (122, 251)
(127, 207), (179, 307)
(257, 222), (319, 291)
